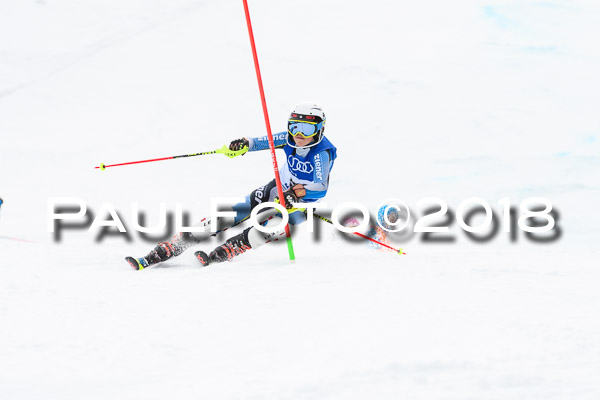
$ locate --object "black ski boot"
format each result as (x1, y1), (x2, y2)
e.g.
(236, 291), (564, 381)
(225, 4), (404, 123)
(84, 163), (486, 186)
(195, 228), (252, 266)
(126, 232), (198, 270)
(194, 251), (210, 266)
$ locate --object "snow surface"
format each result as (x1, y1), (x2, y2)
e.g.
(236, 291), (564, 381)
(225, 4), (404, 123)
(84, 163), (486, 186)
(1, 1), (599, 399)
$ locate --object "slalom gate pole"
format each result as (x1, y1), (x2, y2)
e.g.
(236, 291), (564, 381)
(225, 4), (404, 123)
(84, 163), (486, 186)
(312, 212), (406, 255)
(94, 145), (248, 170)
(242, 0), (295, 262)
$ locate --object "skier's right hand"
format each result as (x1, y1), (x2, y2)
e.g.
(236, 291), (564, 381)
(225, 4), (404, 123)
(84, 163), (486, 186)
(229, 137), (249, 152)
(281, 183), (306, 209)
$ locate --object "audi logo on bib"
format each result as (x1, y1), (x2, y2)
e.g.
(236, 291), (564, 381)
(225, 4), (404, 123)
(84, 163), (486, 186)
(287, 155), (314, 174)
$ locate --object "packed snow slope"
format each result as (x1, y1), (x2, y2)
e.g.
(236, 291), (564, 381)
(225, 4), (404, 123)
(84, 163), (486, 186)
(1, 1), (599, 399)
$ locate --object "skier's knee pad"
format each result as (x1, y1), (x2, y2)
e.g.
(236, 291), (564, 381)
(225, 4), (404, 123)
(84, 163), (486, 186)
(246, 216), (286, 248)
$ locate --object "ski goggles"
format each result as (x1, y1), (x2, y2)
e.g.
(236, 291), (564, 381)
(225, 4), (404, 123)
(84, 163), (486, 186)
(288, 119), (324, 138)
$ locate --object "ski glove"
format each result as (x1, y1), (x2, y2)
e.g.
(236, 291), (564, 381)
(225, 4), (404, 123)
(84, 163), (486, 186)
(282, 184), (306, 209)
(229, 137), (249, 152)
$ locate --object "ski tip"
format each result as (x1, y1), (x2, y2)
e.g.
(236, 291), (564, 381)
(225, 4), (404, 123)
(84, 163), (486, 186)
(194, 251), (210, 267)
(125, 256), (144, 270)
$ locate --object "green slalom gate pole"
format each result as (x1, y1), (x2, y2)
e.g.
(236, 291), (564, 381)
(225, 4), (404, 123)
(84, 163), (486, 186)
(243, 0), (295, 262)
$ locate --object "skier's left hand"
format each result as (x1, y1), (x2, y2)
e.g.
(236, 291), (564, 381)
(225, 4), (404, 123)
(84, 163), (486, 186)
(282, 183), (306, 209)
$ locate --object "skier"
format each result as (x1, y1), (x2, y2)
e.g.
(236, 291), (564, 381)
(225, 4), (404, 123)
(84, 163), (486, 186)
(126, 102), (337, 270)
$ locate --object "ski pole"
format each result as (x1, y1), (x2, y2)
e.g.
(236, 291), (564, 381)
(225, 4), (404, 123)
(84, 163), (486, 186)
(312, 212), (406, 255)
(0, 235), (37, 243)
(94, 145), (248, 170)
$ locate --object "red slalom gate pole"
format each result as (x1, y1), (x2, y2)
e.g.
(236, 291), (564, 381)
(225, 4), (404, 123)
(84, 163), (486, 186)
(242, 0), (295, 262)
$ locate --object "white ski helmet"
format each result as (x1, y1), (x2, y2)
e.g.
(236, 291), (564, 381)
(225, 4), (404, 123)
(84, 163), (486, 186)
(287, 102), (326, 148)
